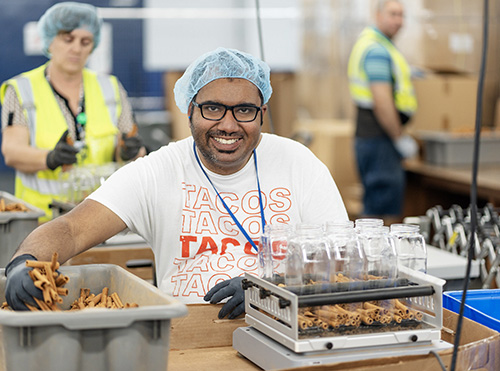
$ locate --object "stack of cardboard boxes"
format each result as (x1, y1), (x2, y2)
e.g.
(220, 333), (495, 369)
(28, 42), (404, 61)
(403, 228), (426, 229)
(295, 0), (500, 217)
(410, 0), (500, 134)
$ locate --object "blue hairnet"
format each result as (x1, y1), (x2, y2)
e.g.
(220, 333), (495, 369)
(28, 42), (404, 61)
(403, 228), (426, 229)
(38, 2), (102, 58)
(174, 47), (273, 114)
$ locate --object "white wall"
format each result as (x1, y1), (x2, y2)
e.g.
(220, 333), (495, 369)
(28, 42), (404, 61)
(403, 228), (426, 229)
(143, 0), (301, 71)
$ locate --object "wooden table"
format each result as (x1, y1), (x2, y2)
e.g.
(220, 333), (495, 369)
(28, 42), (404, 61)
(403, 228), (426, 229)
(168, 304), (256, 370)
(65, 233), (155, 282)
(403, 159), (500, 217)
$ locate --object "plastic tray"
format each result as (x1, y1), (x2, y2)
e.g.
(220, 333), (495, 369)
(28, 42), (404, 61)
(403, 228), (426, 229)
(0, 191), (45, 267)
(443, 289), (500, 332)
(0, 264), (187, 371)
(418, 131), (500, 166)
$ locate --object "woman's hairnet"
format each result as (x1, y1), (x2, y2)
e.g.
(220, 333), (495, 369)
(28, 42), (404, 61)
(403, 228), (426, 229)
(38, 2), (102, 58)
(174, 47), (273, 114)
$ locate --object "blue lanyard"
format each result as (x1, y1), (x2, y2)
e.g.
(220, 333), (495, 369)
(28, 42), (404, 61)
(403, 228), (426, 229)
(193, 141), (266, 252)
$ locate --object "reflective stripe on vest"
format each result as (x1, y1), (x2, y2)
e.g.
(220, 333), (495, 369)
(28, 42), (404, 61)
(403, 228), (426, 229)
(0, 65), (121, 221)
(14, 77), (38, 145)
(348, 27), (417, 116)
(97, 74), (119, 127)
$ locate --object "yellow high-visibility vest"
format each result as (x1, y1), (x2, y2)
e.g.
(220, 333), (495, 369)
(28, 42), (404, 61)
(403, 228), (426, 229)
(348, 27), (417, 116)
(0, 64), (121, 221)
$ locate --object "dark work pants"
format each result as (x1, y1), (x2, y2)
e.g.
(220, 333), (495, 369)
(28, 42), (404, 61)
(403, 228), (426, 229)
(354, 136), (405, 216)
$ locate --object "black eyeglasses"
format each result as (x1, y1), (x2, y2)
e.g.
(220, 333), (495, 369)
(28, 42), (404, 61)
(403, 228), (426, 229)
(192, 101), (262, 123)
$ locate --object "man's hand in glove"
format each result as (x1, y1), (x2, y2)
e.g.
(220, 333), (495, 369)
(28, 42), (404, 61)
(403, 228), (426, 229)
(120, 133), (145, 161)
(5, 254), (44, 311)
(203, 277), (245, 319)
(394, 134), (418, 159)
(46, 130), (79, 170)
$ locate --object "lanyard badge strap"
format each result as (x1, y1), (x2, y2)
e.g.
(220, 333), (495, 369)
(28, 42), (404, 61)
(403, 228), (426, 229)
(193, 142), (266, 252)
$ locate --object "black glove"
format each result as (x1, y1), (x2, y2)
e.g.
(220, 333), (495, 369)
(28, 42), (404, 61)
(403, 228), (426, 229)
(120, 134), (144, 161)
(203, 277), (245, 319)
(5, 254), (44, 311)
(46, 130), (79, 170)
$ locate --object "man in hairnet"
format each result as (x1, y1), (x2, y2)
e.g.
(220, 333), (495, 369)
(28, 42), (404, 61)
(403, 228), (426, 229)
(0, 2), (146, 222)
(4, 47), (348, 318)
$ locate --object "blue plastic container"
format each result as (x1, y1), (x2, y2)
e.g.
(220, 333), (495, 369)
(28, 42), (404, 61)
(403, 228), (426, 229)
(443, 289), (500, 332)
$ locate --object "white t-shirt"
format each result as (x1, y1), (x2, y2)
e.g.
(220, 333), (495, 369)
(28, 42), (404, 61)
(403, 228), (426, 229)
(88, 133), (348, 303)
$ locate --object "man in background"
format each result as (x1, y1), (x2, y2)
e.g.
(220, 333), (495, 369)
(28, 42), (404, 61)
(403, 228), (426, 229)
(348, 0), (418, 220)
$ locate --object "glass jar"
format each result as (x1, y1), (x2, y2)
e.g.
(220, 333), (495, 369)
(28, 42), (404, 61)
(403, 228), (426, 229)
(285, 223), (331, 292)
(354, 218), (384, 234)
(390, 223), (427, 273)
(324, 220), (366, 284)
(358, 225), (398, 280)
(258, 223), (292, 283)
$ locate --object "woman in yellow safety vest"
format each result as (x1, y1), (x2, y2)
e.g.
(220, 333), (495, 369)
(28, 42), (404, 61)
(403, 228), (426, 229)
(0, 2), (146, 222)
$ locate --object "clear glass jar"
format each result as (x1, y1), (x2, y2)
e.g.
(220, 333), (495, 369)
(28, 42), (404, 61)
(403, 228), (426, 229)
(324, 220), (366, 284)
(354, 218), (384, 234)
(285, 223), (331, 291)
(390, 223), (427, 273)
(358, 225), (398, 280)
(258, 223), (292, 282)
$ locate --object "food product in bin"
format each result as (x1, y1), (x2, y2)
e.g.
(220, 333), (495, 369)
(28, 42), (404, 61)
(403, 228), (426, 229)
(0, 198), (29, 212)
(25, 253), (69, 311)
(69, 287), (138, 310)
(2, 253), (138, 311)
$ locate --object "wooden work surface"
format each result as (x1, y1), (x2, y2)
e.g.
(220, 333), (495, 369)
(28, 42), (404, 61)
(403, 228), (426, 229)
(403, 159), (500, 216)
(169, 346), (257, 371)
(168, 304), (256, 370)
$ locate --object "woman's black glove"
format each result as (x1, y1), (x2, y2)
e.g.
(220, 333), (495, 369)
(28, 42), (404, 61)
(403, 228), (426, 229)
(5, 254), (44, 311)
(120, 134), (145, 161)
(203, 277), (245, 319)
(46, 130), (79, 170)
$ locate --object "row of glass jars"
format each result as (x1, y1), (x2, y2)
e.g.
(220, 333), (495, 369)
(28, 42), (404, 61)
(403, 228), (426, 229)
(258, 218), (427, 290)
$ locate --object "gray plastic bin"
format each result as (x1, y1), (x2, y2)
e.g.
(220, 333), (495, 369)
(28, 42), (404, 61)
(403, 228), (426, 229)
(0, 264), (187, 371)
(0, 191), (45, 267)
(419, 131), (500, 166)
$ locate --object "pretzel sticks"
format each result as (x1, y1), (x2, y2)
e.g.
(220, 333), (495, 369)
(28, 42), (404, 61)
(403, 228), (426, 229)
(69, 287), (139, 310)
(26, 253), (69, 311)
(297, 298), (424, 332)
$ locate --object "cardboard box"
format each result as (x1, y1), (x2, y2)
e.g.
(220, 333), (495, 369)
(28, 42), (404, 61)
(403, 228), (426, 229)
(419, 22), (482, 74)
(170, 304), (245, 350)
(409, 74), (478, 133)
(419, 0), (500, 74)
(292, 119), (361, 219)
(164, 71), (190, 141)
(495, 97), (500, 127)
(293, 119), (359, 187)
(422, 0), (500, 19)
(262, 73), (298, 138)
(166, 305), (500, 371)
(282, 309), (500, 371)
(67, 245), (155, 281)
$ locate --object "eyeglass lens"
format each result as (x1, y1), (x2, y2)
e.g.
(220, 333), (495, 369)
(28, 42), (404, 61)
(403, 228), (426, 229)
(200, 103), (259, 122)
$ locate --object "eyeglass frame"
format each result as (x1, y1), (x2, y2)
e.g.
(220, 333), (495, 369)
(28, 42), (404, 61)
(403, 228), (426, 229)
(191, 100), (263, 123)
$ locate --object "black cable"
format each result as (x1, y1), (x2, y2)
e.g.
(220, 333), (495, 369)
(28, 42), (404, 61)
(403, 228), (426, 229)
(450, 0), (489, 370)
(254, 0), (275, 134)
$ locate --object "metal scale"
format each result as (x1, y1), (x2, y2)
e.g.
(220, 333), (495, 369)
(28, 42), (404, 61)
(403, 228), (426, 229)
(233, 266), (453, 370)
